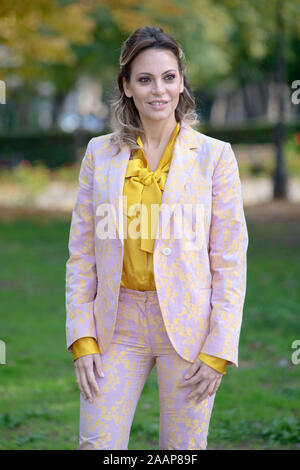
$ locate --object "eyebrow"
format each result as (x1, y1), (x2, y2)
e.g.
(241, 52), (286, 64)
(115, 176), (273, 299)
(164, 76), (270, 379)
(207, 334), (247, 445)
(136, 69), (177, 76)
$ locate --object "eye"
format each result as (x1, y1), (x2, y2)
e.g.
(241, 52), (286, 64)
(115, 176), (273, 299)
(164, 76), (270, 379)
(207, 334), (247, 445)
(165, 74), (176, 80)
(138, 74), (176, 83)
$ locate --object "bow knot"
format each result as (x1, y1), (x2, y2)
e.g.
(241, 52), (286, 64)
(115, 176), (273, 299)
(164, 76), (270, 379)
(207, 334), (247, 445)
(130, 165), (165, 189)
(123, 121), (180, 254)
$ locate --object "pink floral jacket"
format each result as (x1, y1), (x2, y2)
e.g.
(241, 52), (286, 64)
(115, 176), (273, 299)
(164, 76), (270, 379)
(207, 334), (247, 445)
(65, 120), (249, 368)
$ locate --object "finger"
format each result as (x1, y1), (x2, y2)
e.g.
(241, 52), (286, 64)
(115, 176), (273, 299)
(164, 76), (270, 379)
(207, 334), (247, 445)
(207, 380), (217, 397)
(179, 372), (202, 388)
(186, 379), (209, 401)
(75, 362), (89, 400)
(74, 366), (86, 399)
(195, 381), (213, 403)
(93, 354), (104, 379)
(184, 359), (201, 381)
(179, 366), (204, 389)
(196, 389), (211, 403)
(86, 364), (101, 398)
(79, 367), (93, 402)
(212, 376), (222, 395)
(204, 377), (221, 400)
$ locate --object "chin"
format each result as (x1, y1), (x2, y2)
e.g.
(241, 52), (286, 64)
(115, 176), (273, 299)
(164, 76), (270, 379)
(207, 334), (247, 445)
(144, 111), (175, 121)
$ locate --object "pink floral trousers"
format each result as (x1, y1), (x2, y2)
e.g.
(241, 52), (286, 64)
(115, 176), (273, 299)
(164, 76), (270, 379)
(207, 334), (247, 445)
(78, 286), (216, 450)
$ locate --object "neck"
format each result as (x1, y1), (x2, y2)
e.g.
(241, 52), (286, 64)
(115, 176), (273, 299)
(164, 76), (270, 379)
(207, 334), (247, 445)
(140, 116), (178, 149)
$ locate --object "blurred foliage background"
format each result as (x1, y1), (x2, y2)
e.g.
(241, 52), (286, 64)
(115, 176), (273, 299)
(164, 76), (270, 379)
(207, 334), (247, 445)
(0, 0), (299, 451)
(0, 0), (300, 200)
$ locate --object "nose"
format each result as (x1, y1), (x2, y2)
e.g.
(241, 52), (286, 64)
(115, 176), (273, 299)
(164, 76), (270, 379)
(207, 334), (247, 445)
(152, 79), (165, 94)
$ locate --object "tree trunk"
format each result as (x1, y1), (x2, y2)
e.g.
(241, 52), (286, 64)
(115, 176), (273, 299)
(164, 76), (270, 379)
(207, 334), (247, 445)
(273, 0), (287, 199)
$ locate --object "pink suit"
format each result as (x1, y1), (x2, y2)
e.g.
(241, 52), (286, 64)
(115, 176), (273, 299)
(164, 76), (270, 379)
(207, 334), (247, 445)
(65, 121), (248, 449)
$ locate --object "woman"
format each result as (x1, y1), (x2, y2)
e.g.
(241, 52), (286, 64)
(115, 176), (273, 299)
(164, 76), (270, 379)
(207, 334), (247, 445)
(65, 26), (249, 450)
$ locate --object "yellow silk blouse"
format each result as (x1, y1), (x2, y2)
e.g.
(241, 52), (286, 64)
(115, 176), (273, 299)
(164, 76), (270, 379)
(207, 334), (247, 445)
(71, 121), (227, 375)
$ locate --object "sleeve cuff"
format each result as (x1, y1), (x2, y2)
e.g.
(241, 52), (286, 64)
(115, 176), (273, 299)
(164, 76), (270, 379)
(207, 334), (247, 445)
(198, 352), (227, 374)
(72, 337), (100, 361)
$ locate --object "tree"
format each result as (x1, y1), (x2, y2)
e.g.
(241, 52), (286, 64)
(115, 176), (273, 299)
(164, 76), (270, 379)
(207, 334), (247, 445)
(0, 0), (96, 80)
(206, 0), (300, 200)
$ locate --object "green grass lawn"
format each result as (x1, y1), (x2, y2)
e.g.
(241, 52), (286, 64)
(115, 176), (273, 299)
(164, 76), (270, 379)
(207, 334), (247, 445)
(0, 207), (299, 450)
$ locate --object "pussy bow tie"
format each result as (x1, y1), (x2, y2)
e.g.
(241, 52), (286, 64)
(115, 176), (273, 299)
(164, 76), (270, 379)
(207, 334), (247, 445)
(124, 140), (172, 253)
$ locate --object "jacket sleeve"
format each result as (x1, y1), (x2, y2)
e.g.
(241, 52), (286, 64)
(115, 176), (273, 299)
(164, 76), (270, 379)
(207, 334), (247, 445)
(200, 142), (249, 368)
(65, 138), (98, 354)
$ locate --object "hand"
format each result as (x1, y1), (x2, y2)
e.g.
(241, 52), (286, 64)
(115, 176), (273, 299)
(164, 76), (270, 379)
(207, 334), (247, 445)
(178, 358), (223, 404)
(74, 353), (104, 404)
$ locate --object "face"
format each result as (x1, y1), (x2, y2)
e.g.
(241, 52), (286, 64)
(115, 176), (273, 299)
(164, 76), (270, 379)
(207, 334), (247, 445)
(122, 48), (184, 125)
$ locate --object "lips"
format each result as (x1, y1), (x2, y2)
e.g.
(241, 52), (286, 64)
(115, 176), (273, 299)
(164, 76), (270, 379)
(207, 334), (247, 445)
(148, 101), (169, 110)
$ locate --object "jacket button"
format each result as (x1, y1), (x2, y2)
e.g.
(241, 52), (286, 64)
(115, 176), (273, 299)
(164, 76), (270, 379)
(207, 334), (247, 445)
(163, 247), (171, 255)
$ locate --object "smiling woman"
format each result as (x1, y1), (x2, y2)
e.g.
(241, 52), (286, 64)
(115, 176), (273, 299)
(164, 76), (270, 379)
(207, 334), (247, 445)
(121, 47), (184, 159)
(114, 47), (186, 175)
(109, 27), (199, 155)
(65, 25), (248, 451)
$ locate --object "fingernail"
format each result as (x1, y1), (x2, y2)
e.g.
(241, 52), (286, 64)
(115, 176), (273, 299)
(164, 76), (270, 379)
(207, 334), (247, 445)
(100, 372), (104, 377)
(184, 375), (189, 379)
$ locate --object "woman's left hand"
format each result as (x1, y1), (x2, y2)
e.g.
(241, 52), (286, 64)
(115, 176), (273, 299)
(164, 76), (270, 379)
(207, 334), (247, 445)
(178, 357), (223, 404)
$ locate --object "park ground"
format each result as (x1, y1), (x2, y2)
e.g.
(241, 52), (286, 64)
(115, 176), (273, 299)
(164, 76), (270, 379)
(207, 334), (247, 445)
(0, 199), (299, 450)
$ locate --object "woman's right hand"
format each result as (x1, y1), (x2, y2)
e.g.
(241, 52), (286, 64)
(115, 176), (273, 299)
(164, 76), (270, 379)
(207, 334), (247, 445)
(74, 354), (104, 403)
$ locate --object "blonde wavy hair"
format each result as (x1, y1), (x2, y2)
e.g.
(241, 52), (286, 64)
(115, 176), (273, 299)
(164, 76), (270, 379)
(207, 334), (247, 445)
(109, 26), (200, 155)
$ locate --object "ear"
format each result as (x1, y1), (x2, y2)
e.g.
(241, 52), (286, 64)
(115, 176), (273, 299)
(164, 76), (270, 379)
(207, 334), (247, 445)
(180, 75), (184, 94)
(122, 76), (132, 98)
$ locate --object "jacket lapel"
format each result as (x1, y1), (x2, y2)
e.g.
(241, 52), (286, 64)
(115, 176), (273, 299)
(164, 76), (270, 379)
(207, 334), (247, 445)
(107, 143), (131, 245)
(107, 121), (202, 246)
